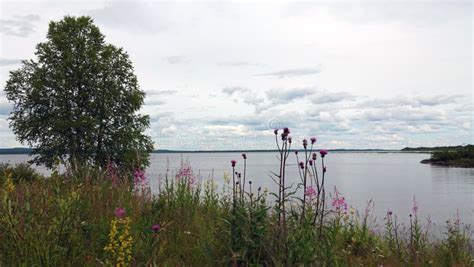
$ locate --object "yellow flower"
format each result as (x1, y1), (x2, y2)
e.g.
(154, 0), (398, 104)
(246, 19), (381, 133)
(4, 171), (14, 194)
(104, 217), (133, 266)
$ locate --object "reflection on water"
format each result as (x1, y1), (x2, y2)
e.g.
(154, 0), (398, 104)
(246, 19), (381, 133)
(1, 152), (473, 225)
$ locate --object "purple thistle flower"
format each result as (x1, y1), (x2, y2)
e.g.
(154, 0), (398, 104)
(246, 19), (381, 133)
(238, 173), (241, 178)
(288, 136), (292, 143)
(274, 129), (278, 135)
(231, 160), (236, 167)
(310, 137), (317, 144)
(309, 159), (313, 166)
(302, 139), (308, 149)
(114, 207), (126, 218)
(295, 151), (298, 155)
(320, 149), (328, 157)
(312, 152), (317, 160)
(242, 153), (247, 159)
(152, 224), (161, 233)
(299, 161), (305, 169)
(283, 127), (290, 134)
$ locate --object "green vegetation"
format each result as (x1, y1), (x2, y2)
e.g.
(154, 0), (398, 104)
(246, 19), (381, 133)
(4, 16), (153, 171)
(402, 145), (470, 152)
(0, 163), (472, 266)
(419, 145), (474, 167)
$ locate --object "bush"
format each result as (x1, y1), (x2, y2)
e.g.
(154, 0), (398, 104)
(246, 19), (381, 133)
(0, 163), (43, 183)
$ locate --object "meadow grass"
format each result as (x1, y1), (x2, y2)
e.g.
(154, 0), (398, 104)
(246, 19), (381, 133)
(0, 160), (472, 266)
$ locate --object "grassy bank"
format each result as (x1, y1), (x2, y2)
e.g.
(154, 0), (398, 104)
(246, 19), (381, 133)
(420, 145), (474, 167)
(0, 162), (472, 266)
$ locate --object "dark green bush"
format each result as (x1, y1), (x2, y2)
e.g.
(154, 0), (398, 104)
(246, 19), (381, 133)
(0, 163), (43, 183)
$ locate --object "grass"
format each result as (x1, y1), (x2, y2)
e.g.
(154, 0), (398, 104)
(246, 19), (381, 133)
(0, 161), (472, 266)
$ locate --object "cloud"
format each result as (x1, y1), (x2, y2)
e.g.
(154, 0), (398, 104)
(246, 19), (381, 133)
(162, 55), (188, 64)
(221, 86), (249, 96)
(255, 68), (321, 78)
(146, 90), (178, 96)
(0, 100), (12, 115)
(85, 2), (173, 33)
(0, 14), (40, 37)
(415, 94), (462, 106)
(217, 61), (262, 67)
(266, 87), (315, 103)
(0, 58), (22, 66)
(310, 92), (356, 104)
(145, 99), (166, 106)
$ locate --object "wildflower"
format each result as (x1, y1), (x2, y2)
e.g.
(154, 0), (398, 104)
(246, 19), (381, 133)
(295, 151), (298, 155)
(304, 186), (317, 197)
(320, 149), (328, 157)
(288, 136), (292, 143)
(151, 224), (161, 233)
(281, 127), (290, 140)
(249, 180), (252, 185)
(302, 139), (308, 149)
(104, 216), (133, 266)
(310, 137), (317, 144)
(274, 129), (278, 135)
(238, 173), (241, 178)
(332, 196), (348, 211)
(412, 196), (419, 215)
(242, 153), (247, 159)
(231, 160), (236, 167)
(258, 187), (261, 191)
(4, 171), (14, 194)
(323, 166), (327, 173)
(312, 152), (317, 160)
(133, 169), (146, 184)
(114, 207), (126, 218)
(299, 161), (304, 169)
(309, 159), (313, 166)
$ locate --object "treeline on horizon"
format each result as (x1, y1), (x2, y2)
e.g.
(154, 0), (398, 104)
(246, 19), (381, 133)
(401, 144), (473, 152)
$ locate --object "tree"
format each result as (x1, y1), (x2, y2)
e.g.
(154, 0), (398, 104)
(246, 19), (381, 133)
(4, 16), (153, 171)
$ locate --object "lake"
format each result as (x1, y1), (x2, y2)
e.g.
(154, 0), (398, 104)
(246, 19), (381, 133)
(1, 152), (473, 228)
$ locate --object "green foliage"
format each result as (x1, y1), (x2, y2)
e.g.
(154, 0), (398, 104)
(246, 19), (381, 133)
(4, 16), (153, 171)
(431, 145), (474, 161)
(0, 162), (43, 183)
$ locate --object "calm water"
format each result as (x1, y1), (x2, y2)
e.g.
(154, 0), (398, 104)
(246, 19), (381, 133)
(2, 152), (473, 227)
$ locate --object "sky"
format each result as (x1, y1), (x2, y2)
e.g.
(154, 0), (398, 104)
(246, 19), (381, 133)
(0, 0), (472, 150)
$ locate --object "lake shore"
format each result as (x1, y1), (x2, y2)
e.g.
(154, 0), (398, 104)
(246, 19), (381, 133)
(420, 158), (474, 168)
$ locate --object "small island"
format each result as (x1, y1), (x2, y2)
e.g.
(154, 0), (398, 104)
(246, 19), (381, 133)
(405, 145), (474, 167)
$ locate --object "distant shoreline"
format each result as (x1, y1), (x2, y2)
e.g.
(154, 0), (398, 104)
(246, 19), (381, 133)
(0, 148), (428, 155)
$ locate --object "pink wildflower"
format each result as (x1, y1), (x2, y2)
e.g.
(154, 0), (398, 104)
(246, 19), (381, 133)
(231, 160), (236, 167)
(114, 207), (126, 218)
(152, 224), (161, 233)
(310, 137), (317, 144)
(304, 186), (317, 197)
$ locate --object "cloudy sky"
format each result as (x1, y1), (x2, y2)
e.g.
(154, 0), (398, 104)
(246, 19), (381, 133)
(0, 0), (472, 150)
